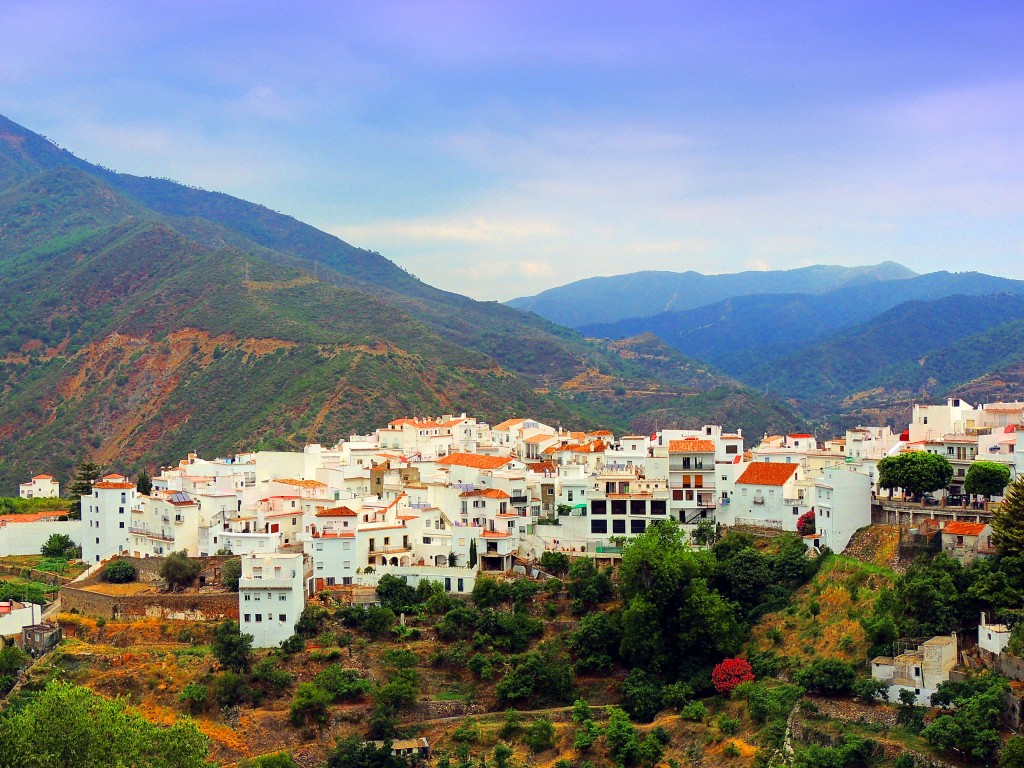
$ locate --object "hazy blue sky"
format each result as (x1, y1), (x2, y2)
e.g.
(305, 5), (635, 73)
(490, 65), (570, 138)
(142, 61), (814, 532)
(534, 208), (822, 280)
(2, 1), (1022, 300)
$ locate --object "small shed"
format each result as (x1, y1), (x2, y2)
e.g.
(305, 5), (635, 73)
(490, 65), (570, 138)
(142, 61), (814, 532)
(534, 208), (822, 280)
(21, 623), (61, 655)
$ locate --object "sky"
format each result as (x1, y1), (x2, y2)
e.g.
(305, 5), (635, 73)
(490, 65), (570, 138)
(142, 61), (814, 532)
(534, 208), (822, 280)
(1, 1), (1023, 301)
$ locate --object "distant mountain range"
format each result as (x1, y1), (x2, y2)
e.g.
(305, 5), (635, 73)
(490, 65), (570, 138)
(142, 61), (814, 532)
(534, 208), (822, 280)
(507, 262), (917, 327)
(0, 114), (801, 489)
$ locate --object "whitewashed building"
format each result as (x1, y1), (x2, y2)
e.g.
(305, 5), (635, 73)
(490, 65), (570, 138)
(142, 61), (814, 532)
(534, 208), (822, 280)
(239, 552), (311, 648)
(18, 474), (60, 499)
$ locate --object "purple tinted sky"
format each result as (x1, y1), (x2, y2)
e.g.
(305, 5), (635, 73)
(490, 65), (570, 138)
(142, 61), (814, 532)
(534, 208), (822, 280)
(1, 1), (1022, 299)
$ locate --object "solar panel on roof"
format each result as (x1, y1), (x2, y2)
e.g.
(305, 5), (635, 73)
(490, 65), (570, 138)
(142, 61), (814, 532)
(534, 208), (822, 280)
(169, 492), (191, 503)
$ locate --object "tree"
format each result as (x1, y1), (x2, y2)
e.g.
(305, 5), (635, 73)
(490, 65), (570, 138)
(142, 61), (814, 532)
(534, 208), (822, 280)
(469, 539), (478, 568)
(691, 519), (716, 546)
(103, 559), (137, 584)
(493, 742), (514, 768)
(540, 550), (570, 575)
(40, 533), (76, 559)
(1001, 735), (1024, 768)
(796, 510), (816, 537)
(222, 558), (241, 591)
(68, 461), (103, 519)
(0, 680), (208, 768)
(993, 477), (1024, 557)
(605, 707), (641, 767)
(289, 682), (332, 726)
(711, 658), (755, 694)
(376, 574), (417, 611)
(136, 469), (153, 496)
(965, 461), (1012, 501)
(620, 668), (664, 723)
(314, 665), (372, 702)
(212, 619), (253, 672)
(794, 658), (856, 695)
(160, 550), (201, 591)
(877, 452), (952, 500)
(326, 736), (406, 768)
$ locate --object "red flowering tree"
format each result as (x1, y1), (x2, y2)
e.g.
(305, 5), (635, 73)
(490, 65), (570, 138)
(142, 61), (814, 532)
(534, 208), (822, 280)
(712, 658), (755, 695)
(796, 510), (816, 537)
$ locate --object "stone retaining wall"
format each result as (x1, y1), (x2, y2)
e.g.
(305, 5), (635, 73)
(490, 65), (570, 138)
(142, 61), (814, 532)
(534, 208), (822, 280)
(61, 585), (239, 621)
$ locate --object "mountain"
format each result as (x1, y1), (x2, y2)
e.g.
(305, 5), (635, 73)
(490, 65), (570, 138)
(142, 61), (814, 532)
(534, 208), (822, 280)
(578, 271), (1024, 374)
(735, 294), (1024, 431)
(507, 262), (917, 328)
(0, 115), (802, 487)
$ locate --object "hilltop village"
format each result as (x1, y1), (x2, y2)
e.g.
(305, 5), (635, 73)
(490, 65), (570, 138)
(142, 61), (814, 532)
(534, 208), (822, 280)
(5, 398), (1024, 766)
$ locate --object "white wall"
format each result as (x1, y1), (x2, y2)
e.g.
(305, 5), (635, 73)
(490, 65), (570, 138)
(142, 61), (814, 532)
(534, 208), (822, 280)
(0, 603), (38, 636)
(0, 519), (81, 557)
(814, 467), (872, 553)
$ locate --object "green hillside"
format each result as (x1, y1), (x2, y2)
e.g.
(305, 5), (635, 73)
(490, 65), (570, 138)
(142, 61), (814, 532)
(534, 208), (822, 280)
(0, 114), (803, 488)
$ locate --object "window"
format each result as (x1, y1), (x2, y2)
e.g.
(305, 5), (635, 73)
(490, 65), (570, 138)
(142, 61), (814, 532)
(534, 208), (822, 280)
(457, 578), (464, 592)
(726, 445), (738, 454)
(567, 490), (573, 501)
(244, 594), (251, 601)
(244, 613), (251, 622)
(255, 614), (262, 622)
(119, 522), (124, 528)
(591, 519), (608, 534)
(279, 614), (286, 622)
(423, 537), (432, 545)
(630, 519), (646, 534)
(612, 519), (626, 534)
(343, 560), (351, 569)
(793, 507), (799, 515)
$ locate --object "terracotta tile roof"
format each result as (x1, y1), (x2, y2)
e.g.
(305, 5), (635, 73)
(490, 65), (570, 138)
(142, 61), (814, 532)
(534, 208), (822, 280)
(589, 430), (613, 437)
(943, 521), (988, 536)
(721, 434), (742, 439)
(481, 530), (511, 538)
(438, 453), (513, 470)
(668, 439), (716, 453)
(788, 433), (813, 439)
(527, 461), (558, 474)
(523, 433), (556, 444)
(562, 440), (607, 454)
(102, 473), (128, 481)
(736, 462), (798, 486)
(492, 418), (525, 431)
(31, 474), (55, 480)
(541, 446), (559, 455)
(94, 481), (135, 489)
(275, 478), (327, 488)
(0, 512), (66, 524)
(316, 506), (358, 517)
(459, 488), (511, 499)
(318, 531), (356, 539)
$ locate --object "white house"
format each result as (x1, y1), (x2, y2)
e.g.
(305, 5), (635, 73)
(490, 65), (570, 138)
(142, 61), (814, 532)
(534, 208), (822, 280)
(239, 552), (311, 648)
(0, 513), (81, 557)
(871, 634), (958, 705)
(724, 462), (809, 530)
(83, 474), (136, 564)
(18, 475), (60, 499)
(811, 467), (872, 553)
(979, 613), (1011, 660)
(0, 600), (39, 638)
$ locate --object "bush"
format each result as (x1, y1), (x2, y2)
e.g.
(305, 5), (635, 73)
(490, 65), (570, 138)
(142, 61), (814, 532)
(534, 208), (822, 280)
(540, 551), (570, 575)
(214, 671), (250, 708)
(499, 708), (521, 740)
(212, 620), (253, 673)
(280, 634), (305, 655)
(102, 559), (137, 584)
(852, 677), (889, 703)
(178, 682), (208, 712)
(251, 656), (294, 695)
(314, 665), (372, 702)
(290, 682), (332, 726)
(621, 668), (664, 723)
(794, 658), (856, 695)
(222, 559), (241, 591)
(717, 715), (740, 736)
(680, 701), (707, 722)
(524, 717), (556, 752)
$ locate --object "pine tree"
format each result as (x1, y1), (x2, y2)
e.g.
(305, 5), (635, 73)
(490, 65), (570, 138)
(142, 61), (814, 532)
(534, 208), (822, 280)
(68, 462), (103, 519)
(992, 477), (1024, 557)
(469, 539), (478, 568)
(136, 470), (153, 496)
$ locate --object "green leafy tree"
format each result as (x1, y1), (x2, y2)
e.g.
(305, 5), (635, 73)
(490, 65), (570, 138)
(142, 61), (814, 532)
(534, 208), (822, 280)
(1001, 735), (1024, 768)
(0, 680), (208, 768)
(240, 753), (300, 768)
(160, 550), (201, 591)
(40, 533), (76, 558)
(289, 682), (332, 726)
(212, 619), (253, 673)
(493, 742), (514, 768)
(222, 558), (241, 591)
(326, 736), (407, 768)
(691, 519), (716, 546)
(314, 665), (372, 702)
(540, 550), (570, 575)
(877, 452), (952, 500)
(620, 668), (663, 723)
(794, 658), (856, 695)
(103, 559), (137, 583)
(993, 477), (1024, 557)
(68, 461), (103, 519)
(376, 574), (418, 611)
(965, 461), (1012, 501)
(136, 470), (153, 496)
(605, 706), (641, 767)
(178, 683), (209, 713)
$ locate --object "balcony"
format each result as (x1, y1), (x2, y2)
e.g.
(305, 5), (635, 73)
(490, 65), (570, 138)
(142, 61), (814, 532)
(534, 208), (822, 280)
(368, 545), (412, 555)
(128, 527), (175, 542)
(239, 577), (294, 590)
(510, 495), (529, 505)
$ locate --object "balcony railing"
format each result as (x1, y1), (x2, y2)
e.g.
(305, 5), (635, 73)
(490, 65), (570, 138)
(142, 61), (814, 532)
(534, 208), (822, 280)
(128, 527), (174, 542)
(368, 545), (412, 555)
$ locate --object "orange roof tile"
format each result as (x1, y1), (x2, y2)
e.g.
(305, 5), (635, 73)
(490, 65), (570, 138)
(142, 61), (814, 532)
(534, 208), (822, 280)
(31, 474), (55, 480)
(523, 433), (556, 444)
(481, 530), (511, 538)
(102, 473), (128, 481)
(459, 488), (511, 499)
(943, 521), (988, 536)
(527, 461), (558, 474)
(736, 462), (798, 486)
(492, 418), (525, 431)
(438, 453), (513, 470)
(668, 439), (715, 453)
(275, 478), (327, 488)
(94, 481), (135, 489)
(0, 512), (66, 524)
(788, 433), (813, 439)
(316, 506), (358, 517)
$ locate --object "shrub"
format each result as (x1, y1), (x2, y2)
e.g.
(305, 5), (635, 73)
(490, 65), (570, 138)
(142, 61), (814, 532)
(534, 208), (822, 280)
(452, 717), (481, 743)
(221, 558), (241, 591)
(621, 668), (664, 723)
(540, 551), (570, 575)
(178, 682), (208, 712)
(314, 665), (372, 702)
(852, 677), (889, 703)
(102, 559), (137, 584)
(212, 620), (253, 673)
(289, 683), (332, 726)
(524, 717), (556, 753)
(213, 671), (250, 708)
(280, 634), (305, 655)
(717, 715), (740, 736)
(680, 701), (707, 722)
(251, 656), (294, 695)
(160, 550), (201, 591)
(499, 708), (522, 739)
(712, 658), (755, 695)
(794, 658), (856, 695)
(41, 533), (76, 559)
